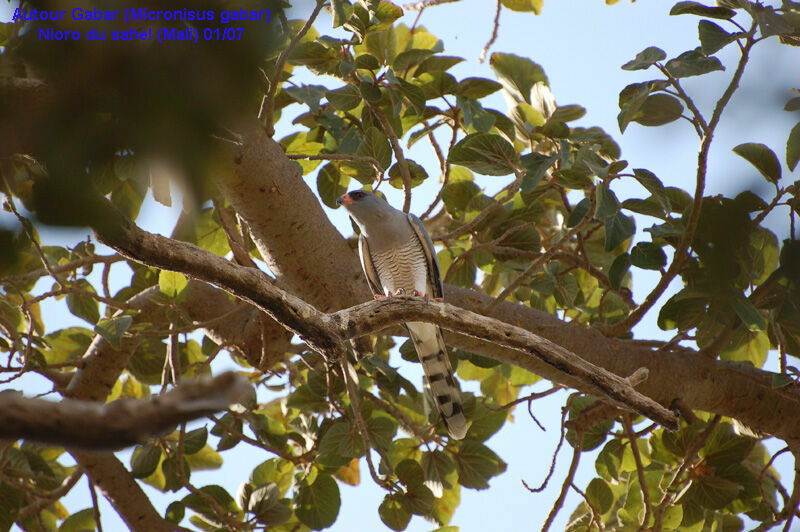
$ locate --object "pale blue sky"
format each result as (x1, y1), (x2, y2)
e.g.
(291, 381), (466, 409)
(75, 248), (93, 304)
(1, 1), (796, 531)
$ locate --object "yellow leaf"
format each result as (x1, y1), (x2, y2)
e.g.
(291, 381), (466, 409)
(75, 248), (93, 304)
(335, 458), (360, 486)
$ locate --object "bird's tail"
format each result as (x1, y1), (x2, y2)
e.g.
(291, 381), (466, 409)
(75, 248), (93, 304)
(406, 322), (467, 439)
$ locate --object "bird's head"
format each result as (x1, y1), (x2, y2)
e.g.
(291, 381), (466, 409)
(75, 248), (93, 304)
(336, 190), (397, 232)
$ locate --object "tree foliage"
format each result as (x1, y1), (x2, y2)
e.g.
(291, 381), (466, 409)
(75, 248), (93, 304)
(1, 0), (800, 531)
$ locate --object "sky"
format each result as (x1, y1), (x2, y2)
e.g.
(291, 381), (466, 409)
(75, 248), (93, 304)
(1, 0), (798, 531)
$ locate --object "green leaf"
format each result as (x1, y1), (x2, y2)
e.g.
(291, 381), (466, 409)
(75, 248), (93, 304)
(520, 153), (557, 193)
(402, 483), (434, 515)
(366, 416), (397, 453)
(318, 164), (351, 209)
(330, 0), (353, 27)
(703, 424), (755, 468)
(633, 94), (684, 127)
(502, 0), (544, 14)
(665, 48), (725, 78)
(684, 474), (740, 510)
(396, 459), (425, 487)
(318, 420), (363, 467)
(58, 508), (96, 532)
(388, 160), (428, 190)
(454, 441), (506, 490)
(785, 97), (800, 113)
(397, 78), (426, 115)
(458, 97), (497, 133)
(567, 198), (591, 228)
(354, 54), (381, 70)
(165, 501), (185, 523)
(183, 485), (241, 521)
(358, 127), (392, 170)
(596, 183), (621, 219)
(733, 143), (782, 183)
(721, 330), (770, 367)
(447, 133), (519, 176)
(699, 20), (740, 55)
(630, 242), (667, 270)
(379, 494), (411, 531)
(595, 439), (624, 481)
(457, 77), (503, 99)
(663, 504), (683, 529)
(257, 501), (292, 526)
(787, 122), (800, 171)
(489, 52), (548, 104)
(359, 80), (382, 103)
(604, 212), (636, 251)
(670, 1), (735, 19)
(550, 104), (586, 123)
(325, 85), (362, 111)
(422, 450), (457, 490)
(608, 253), (631, 291)
(585, 478), (614, 514)
(288, 42), (338, 75)
(159, 270), (188, 298)
(621, 46), (666, 70)
(183, 427), (208, 455)
(295, 475), (341, 530)
(392, 49), (435, 72)
(729, 292), (766, 331)
(632, 169), (671, 213)
(131, 443), (163, 479)
(93, 315), (133, 349)
(772, 373), (794, 389)
(415, 55), (464, 76)
(465, 402), (507, 442)
(66, 283), (100, 325)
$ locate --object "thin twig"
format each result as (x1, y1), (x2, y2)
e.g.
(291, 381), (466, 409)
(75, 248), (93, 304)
(623, 413), (652, 529)
(262, 0), (325, 135)
(484, 189), (597, 313)
(602, 21), (759, 337)
(478, 0), (502, 64)
(541, 430), (583, 532)
(286, 153), (384, 180)
(1, 183), (66, 288)
(16, 467), (84, 520)
(365, 103), (413, 212)
(88, 476), (103, 532)
(340, 356), (394, 490)
(570, 482), (605, 531)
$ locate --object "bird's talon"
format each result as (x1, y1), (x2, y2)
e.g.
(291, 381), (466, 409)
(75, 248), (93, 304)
(394, 288), (406, 296)
(374, 294), (386, 300)
(434, 297), (444, 303)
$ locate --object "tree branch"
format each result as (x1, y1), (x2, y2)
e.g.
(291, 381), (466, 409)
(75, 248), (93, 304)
(2, 372), (251, 450)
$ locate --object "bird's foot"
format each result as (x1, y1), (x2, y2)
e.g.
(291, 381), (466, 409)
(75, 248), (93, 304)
(394, 288), (406, 296)
(374, 294), (387, 300)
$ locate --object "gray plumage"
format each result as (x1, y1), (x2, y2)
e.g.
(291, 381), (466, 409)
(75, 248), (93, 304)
(337, 190), (468, 440)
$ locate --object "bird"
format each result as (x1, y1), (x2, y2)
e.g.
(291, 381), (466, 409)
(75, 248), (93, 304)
(336, 190), (468, 440)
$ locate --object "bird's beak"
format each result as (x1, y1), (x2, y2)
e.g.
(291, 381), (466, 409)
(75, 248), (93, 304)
(337, 193), (352, 206)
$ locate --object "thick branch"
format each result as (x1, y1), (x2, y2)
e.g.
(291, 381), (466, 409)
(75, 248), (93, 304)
(332, 297), (678, 429)
(93, 208), (676, 427)
(2, 372), (250, 450)
(92, 193), (800, 445)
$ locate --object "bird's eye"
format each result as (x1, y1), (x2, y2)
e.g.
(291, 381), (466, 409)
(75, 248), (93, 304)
(351, 191), (365, 199)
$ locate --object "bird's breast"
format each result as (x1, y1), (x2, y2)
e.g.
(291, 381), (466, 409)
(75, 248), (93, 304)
(372, 239), (428, 294)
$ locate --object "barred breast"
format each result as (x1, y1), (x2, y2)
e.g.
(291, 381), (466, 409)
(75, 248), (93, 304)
(371, 238), (428, 296)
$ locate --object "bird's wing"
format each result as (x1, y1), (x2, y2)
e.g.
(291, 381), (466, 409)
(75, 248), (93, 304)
(405, 213), (444, 299)
(358, 234), (383, 296)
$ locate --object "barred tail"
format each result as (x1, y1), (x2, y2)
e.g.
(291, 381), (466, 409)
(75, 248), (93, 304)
(406, 322), (467, 439)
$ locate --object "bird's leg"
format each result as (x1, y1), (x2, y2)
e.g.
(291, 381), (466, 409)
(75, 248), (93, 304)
(411, 290), (443, 303)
